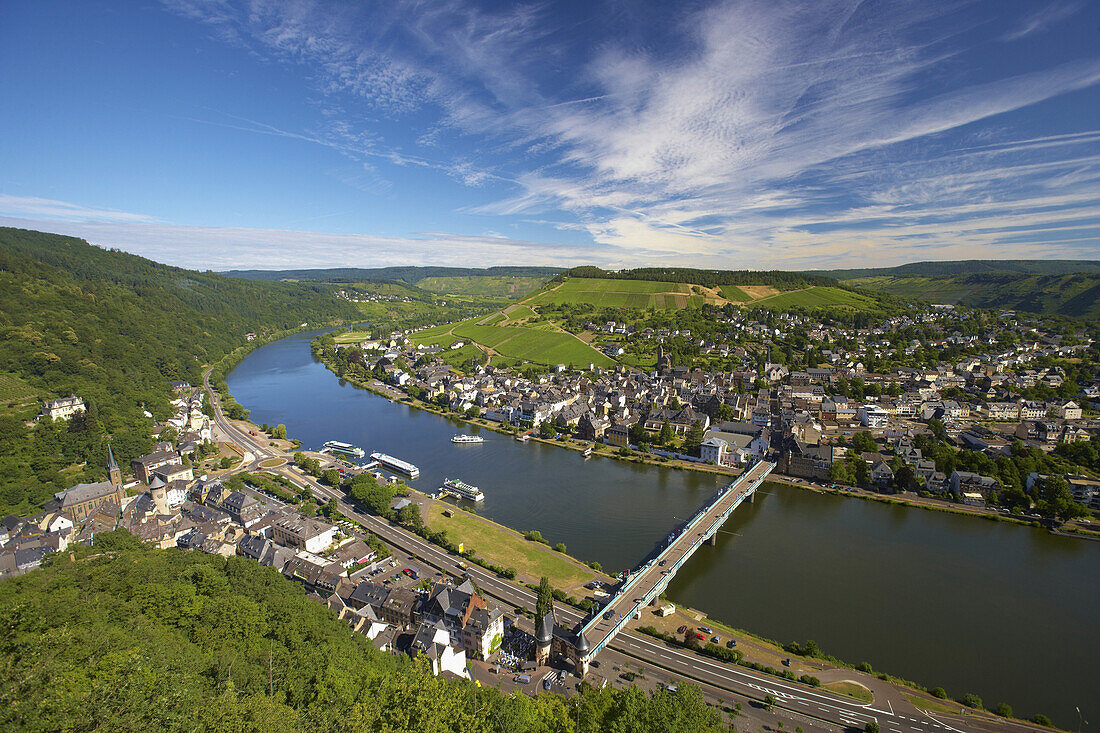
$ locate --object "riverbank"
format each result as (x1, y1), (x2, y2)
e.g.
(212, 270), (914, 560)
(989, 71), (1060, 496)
(226, 330), (1099, 726)
(313, 349), (1098, 540)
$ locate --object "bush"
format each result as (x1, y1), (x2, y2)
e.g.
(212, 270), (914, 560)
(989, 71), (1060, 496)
(929, 687), (948, 699)
(798, 675), (820, 687)
(856, 662), (873, 673)
(553, 542), (567, 553)
(994, 704), (1013, 718)
(1033, 715), (1052, 727)
(959, 693), (984, 710)
(865, 723), (880, 733)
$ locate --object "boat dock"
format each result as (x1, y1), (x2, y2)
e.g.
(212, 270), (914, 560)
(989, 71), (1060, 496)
(369, 452), (420, 479)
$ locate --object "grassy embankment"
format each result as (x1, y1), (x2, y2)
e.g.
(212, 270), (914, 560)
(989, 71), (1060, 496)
(421, 500), (609, 592)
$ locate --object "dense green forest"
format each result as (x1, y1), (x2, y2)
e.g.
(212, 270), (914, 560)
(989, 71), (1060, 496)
(0, 227), (359, 516)
(841, 272), (1100, 319)
(224, 265), (564, 283)
(563, 266), (838, 289)
(0, 538), (726, 732)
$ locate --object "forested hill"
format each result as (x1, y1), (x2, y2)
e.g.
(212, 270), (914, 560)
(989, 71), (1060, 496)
(224, 265), (564, 283)
(564, 266), (838, 289)
(0, 227), (359, 515)
(809, 259), (1100, 279)
(0, 537), (726, 732)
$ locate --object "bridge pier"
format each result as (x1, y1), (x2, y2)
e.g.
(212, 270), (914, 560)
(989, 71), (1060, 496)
(705, 531), (717, 546)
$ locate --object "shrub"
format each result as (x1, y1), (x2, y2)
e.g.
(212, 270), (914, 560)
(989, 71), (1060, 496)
(959, 693), (984, 710)
(929, 687), (948, 699)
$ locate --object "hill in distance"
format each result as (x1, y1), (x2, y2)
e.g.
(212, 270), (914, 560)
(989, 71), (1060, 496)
(0, 227), (359, 515)
(807, 260), (1100, 319)
(222, 265), (564, 283)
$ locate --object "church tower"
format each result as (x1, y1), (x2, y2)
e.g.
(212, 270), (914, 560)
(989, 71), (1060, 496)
(107, 444), (121, 487)
(148, 476), (169, 515)
(535, 597), (555, 665)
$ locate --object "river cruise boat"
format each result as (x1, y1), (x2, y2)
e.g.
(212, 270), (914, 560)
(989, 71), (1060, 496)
(451, 434), (484, 444)
(369, 452), (420, 479)
(442, 478), (485, 502)
(583, 444), (593, 458)
(322, 440), (365, 459)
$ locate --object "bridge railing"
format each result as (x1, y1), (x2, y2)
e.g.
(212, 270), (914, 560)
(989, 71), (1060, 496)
(583, 462), (774, 649)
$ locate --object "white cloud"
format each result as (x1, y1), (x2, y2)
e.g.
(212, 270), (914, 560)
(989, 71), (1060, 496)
(0, 195), (159, 224)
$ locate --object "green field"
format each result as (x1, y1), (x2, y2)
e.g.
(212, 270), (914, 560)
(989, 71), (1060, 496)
(754, 285), (877, 310)
(845, 276), (978, 303)
(719, 285), (752, 301)
(451, 323), (614, 367)
(333, 330), (375, 344)
(0, 372), (36, 402)
(425, 502), (599, 590)
(416, 275), (553, 299)
(529, 277), (704, 309)
(502, 305), (536, 322)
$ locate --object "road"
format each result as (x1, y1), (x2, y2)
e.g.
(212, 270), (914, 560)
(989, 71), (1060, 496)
(201, 368), (1038, 733)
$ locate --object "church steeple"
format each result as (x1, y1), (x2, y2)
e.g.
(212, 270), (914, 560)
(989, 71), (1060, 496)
(107, 444), (121, 487)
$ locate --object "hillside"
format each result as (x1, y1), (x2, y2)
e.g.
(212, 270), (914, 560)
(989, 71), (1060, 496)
(0, 227), (359, 515)
(223, 265), (563, 284)
(844, 272), (1100, 319)
(810, 259), (1100, 279)
(0, 538), (724, 732)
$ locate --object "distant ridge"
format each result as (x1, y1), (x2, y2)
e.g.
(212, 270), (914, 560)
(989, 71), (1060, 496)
(808, 259), (1100, 279)
(223, 265), (564, 283)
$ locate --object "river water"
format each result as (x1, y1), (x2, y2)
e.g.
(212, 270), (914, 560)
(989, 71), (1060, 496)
(227, 331), (1099, 725)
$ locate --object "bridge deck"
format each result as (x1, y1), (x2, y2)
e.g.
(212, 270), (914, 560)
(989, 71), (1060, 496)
(582, 460), (776, 658)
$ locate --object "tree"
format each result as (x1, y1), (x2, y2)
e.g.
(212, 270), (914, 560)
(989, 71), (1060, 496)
(271, 424), (287, 440)
(684, 421), (706, 455)
(539, 421), (556, 439)
(865, 723), (880, 733)
(629, 420), (650, 445)
(535, 576), (553, 622)
(851, 431), (877, 454)
(658, 420), (675, 446)
(322, 469), (341, 486)
(396, 502), (423, 530)
(995, 703), (1013, 718)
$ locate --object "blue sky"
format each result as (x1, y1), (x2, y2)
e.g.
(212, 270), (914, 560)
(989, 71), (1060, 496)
(1, 0), (1098, 270)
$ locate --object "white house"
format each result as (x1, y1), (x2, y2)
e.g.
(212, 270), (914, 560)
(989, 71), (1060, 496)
(859, 404), (889, 429)
(41, 395), (85, 421)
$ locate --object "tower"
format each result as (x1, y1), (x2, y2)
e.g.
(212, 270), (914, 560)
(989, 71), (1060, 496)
(149, 476), (169, 515)
(107, 444), (121, 487)
(535, 598), (555, 665)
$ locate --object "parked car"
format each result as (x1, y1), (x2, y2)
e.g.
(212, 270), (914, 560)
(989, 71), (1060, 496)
(711, 636), (721, 644)
(677, 625), (688, 634)
(699, 626), (713, 634)
(726, 640), (737, 649)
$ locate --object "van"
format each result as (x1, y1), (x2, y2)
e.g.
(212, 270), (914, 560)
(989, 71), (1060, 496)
(515, 674), (531, 684)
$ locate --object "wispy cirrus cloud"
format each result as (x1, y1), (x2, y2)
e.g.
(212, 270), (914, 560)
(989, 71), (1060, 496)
(148, 0), (1100, 268)
(0, 195), (160, 224)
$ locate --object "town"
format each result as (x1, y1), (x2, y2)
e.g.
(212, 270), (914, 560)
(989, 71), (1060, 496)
(320, 301), (1099, 527)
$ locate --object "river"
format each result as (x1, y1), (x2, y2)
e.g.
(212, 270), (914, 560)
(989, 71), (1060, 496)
(227, 331), (1099, 725)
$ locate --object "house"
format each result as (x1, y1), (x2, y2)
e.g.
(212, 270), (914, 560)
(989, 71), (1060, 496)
(699, 436), (728, 465)
(419, 579), (505, 660)
(219, 491), (263, 527)
(272, 516), (337, 553)
(405, 620), (468, 678)
(778, 439), (834, 481)
(1049, 401), (1082, 421)
(131, 450), (182, 484)
(576, 412), (610, 441)
(607, 423), (631, 448)
(870, 460), (895, 489)
(41, 395), (85, 421)
(950, 471), (1000, 497)
(858, 404), (889, 429)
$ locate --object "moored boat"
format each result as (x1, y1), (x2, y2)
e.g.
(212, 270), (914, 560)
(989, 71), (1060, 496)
(451, 434), (484, 444)
(442, 478), (485, 502)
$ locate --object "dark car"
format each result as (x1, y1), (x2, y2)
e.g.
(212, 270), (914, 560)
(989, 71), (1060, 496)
(603, 610), (615, 620)
(677, 625), (688, 634)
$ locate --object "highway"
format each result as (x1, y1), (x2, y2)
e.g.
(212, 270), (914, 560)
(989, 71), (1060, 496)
(201, 368), (1034, 733)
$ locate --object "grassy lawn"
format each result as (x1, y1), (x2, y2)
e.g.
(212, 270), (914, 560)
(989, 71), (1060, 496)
(903, 692), (961, 715)
(424, 501), (599, 591)
(334, 330), (374, 344)
(823, 680), (874, 703)
(258, 457), (287, 468)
